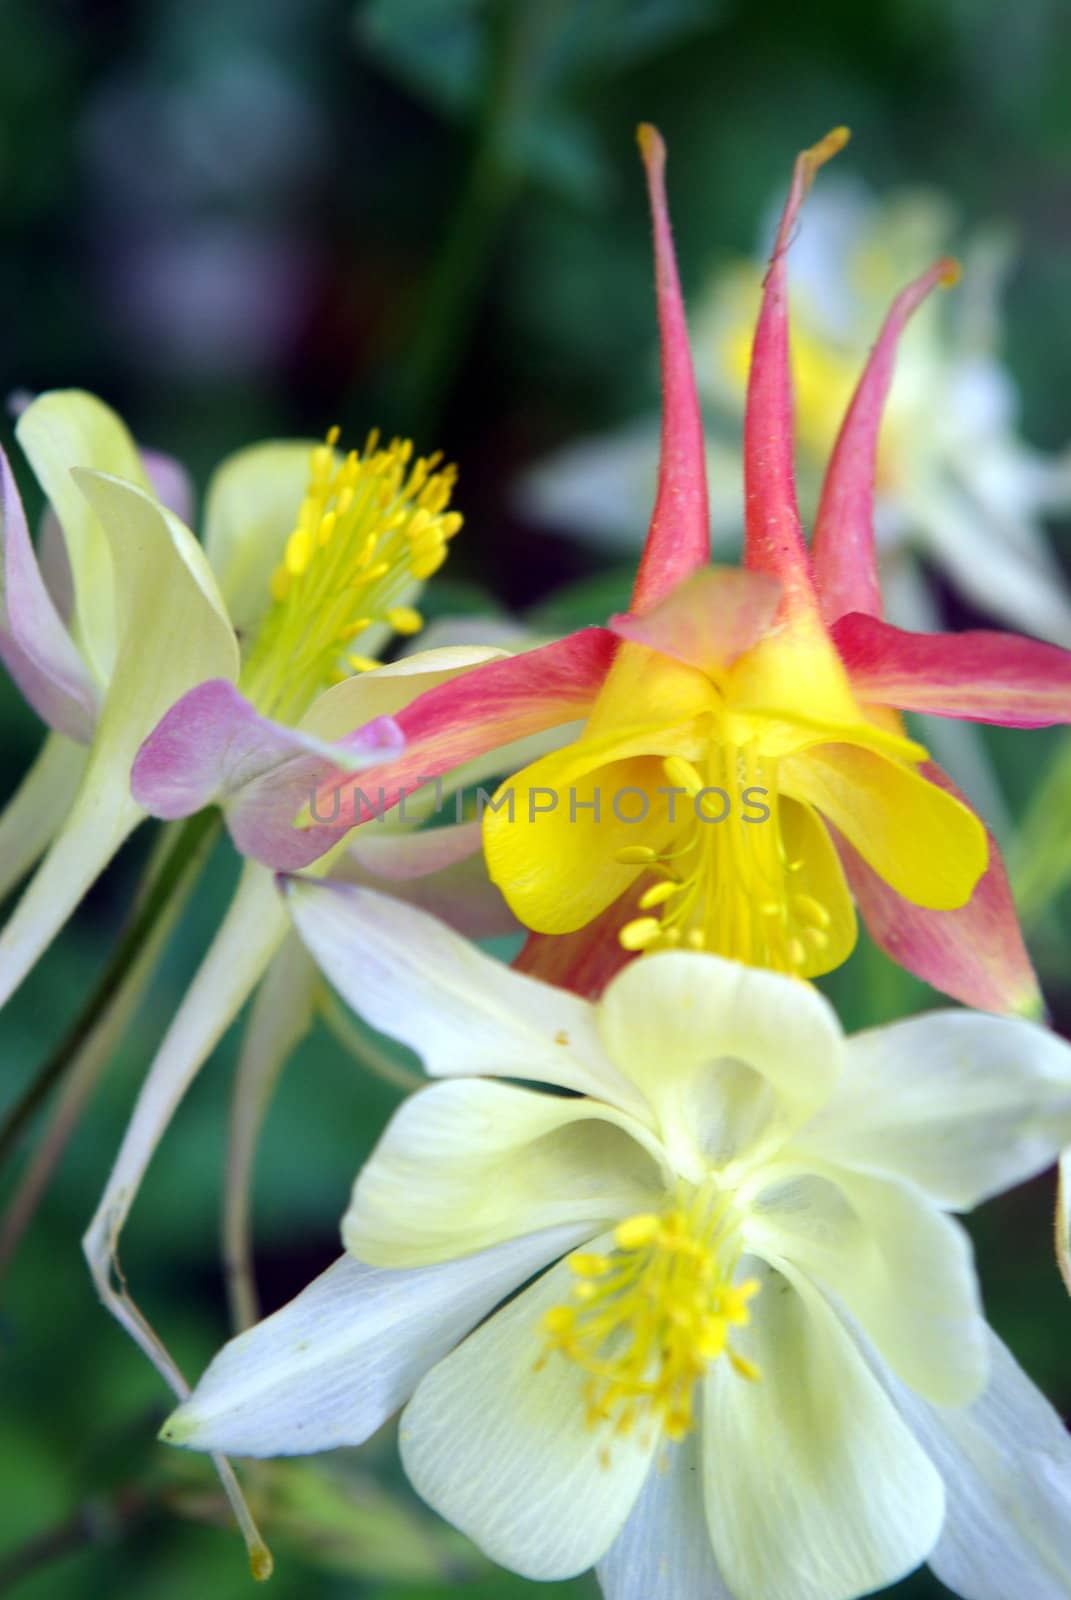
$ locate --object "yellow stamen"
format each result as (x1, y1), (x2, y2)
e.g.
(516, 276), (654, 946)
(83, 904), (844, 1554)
(238, 427), (461, 722)
(541, 1187), (760, 1442)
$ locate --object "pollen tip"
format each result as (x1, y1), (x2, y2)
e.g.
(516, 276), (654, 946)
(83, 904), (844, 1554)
(937, 255), (962, 288)
(636, 122), (665, 169)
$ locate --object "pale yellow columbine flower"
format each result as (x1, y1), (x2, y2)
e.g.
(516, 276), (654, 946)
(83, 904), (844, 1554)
(163, 887), (1071, 1600)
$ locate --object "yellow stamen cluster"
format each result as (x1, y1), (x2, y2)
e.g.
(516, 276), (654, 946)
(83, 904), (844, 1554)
(616, 741), (831, 972)
(539, 1188), (760, 1445)
(239, 427), (461, 722)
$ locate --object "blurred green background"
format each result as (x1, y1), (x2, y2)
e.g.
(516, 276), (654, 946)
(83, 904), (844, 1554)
(1, 0), (1070, 1595)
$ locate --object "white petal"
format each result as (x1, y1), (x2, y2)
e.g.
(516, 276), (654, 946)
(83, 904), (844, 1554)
(284, 881), (644, 1110)
(163, 1225), (583, 1457)
(344, 1078), (665, 1267)
(703, 1264), (944, 1600)
(597, 1434), (731, 1600)
(401, 1245), (657, 1580)
(800, 1011), (1071, 1209)
(748, 1163), (986, 1406)
(596, 952), (844, 1174)
(879, 1329), (1071, 1600)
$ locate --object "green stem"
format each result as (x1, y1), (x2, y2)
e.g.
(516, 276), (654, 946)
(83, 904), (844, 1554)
(0, 809), (221, 1168)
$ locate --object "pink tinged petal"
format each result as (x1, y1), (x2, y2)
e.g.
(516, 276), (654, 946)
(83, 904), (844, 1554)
(835, 610), (1071, 727)
(630, 127), (710, 614)
(610, 566), (782, 679)
(343, 821), (518, 941)
(835, 760), (1041, 1016)
(743, 129), (848, 616)
(0, 448), (98, 742)
(311, 629), (617, 834)
(131, 678), (404, 869)
(812, 259), (960, 626)
(140, 447), (195, 526)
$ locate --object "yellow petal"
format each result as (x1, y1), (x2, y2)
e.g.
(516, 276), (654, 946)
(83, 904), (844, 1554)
(782, 744), (987, 910)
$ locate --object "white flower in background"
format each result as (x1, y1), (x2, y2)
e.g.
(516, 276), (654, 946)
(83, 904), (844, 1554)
(163, 886), (1071, 1600)
(523, 178), (1071, 648)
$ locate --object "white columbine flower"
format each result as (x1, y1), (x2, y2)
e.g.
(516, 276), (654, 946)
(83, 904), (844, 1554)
(163, 886), (1071, 1600)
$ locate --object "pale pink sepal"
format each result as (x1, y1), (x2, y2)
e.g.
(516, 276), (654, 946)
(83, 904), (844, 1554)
(611, 566), (782, 678)
(743, 130), (848, 614)
(0, 447), (98, 742)
(630, 127), (710, 614)
(836, 760), (1041, 1016)
(345, 821), (518, 941)
(141, 448), (196, 527)
(131, 678), (404, 868)
(812, 259), (959, 625)
(835, 611), (1071, 727)
(311, 629), (618, 830)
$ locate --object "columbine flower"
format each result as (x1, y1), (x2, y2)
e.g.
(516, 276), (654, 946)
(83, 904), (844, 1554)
(525, 177), (1071, 648)
(0, 393), (467, 1005)
(232, 126), (1071, 1014)
(162, 885), (1071, 1600)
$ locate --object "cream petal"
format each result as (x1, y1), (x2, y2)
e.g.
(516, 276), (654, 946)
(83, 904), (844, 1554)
(201, 439), (317, 636)
(703, 1263), (944, 1600)
(799, 1011), (1071, 1209)
(344, 1078), (666, 1267)
(596, 952), (844, 1174)
(16, 390), (150, 684)
(401, 1245), (658, 1580)
(163, 1225), (583, 1457)
(597, 1433), (732, 1600)
(748, 1162), (986, 1406)
(284, 881), (645, 1111)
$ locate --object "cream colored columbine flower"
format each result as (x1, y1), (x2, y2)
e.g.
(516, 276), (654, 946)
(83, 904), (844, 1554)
(163, 886), (1071, 1600)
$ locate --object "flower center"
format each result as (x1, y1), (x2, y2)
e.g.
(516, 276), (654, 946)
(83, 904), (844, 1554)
(239, 427), (461, 722)
(540, 1184), (760, 1445)
(616, 740), (832, 972)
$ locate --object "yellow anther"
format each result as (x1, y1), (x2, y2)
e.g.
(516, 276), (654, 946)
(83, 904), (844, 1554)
(662, 755), (704, 798)
(411, 546), (447, 580)
(285, 526), (313, 576)
(543, 1187), (761, 1441)
(270, 566), (291, 603)
(569, 1253), (612, 1278)
(317, 508), (337, 547)
(685, 929), (706, 950)
(338, 618), (373, 642)
(615, 845), (659, 865)
(325, 423), (341, 447)
(614, 1214), (660, 1250)
(728, 1351), (761, 1382)
(619, 916), (663, 951)
(386, 605), (424, 635)
(787, 936), (806, 967)
(793, 893), (831, 929)
(346, 654), (380, 673)
(804, 926), (830, 951)
(439, 511), (464, 538)
(639, 880), (678, 910)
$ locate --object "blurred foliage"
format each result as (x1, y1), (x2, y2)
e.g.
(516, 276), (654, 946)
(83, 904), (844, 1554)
(0, 0), (1069, 1596)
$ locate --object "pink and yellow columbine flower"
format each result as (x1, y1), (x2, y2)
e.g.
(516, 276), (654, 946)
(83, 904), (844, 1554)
(138, 127), (1071, 1015)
